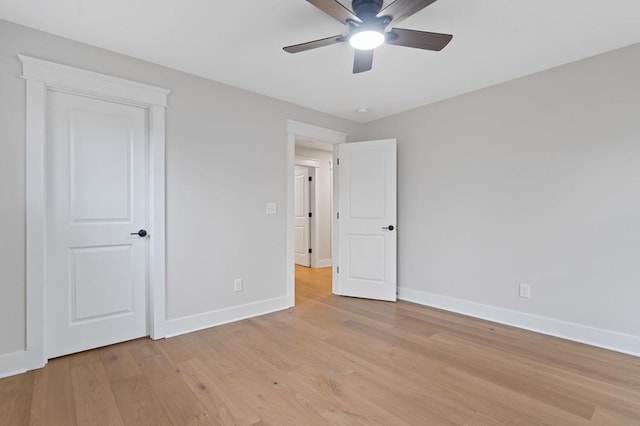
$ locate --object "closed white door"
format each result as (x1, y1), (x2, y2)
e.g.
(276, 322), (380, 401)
(294, 166), (311, 266)
(46, 91), (149, 358)
(337, 139), (397, 301)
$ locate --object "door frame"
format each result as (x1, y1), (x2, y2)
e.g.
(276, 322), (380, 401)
(20, 55), (170, 370)
(286, 120), (346, 306)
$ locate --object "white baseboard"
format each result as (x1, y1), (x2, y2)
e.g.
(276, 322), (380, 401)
(0, 297), (292, 378)
(163, 295), (292, 338)
(0, 350), (30, 379)
(314, 259), (332, 268)
(398, 287), (640, 357)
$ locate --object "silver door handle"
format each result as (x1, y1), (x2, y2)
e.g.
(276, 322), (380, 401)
(382, 225), (395, 231)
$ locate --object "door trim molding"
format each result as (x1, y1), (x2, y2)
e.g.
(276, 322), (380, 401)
(286, 120), (346, 305)
(18, 55), (169, 373)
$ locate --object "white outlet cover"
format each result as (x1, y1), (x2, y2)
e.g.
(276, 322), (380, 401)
(234, 278), (243, 292)
(265, 203), (277, 215)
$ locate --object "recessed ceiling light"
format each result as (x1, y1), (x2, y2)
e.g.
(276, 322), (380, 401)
(357, 108), (369, 114)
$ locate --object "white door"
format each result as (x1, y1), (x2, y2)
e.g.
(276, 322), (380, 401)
(294, 166), (311, 266)
(337, 139), (397, 301)
(46, 91), (149, 358)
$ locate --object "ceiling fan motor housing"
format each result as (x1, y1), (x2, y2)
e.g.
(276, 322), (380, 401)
(352, 0), (384, 20)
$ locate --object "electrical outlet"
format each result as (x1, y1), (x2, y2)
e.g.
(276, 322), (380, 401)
(265, 203), (277, 215)
(519, 283), (531, 298)
(234, 278), (243, 292)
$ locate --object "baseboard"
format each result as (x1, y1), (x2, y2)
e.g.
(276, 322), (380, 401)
(398, 287), (640, 357)
(0, 350), (30, 379)
(163, 295), (292, 338)
(314, 259), (332, 268)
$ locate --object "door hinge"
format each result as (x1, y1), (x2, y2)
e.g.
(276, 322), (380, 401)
(337, 158), (339, 165)
(337, 266), (339, 274)
(308, 212), (312, 218)
(336, 212), (339, 219)
(308, 248), (312, 254)
(308, 176), (312, 182)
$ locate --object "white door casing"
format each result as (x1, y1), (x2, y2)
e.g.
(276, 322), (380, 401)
(46, 92), (149, 358)
(286, 121), (347, 307)
(337, 139), (397, 301)
(20, 55), (168, 372)
(294, 166), (311, 266)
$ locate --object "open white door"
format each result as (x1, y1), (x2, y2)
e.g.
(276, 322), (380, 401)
(337, 139), (397, 301)
(294, 166), (311, 266)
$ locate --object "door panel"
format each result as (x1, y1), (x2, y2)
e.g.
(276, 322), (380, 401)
(70, 245), (134, 322)
(70, 109), (132, 221)
(337, 139), (397, 301)
(294, 166), (311, 266)
(46, 91), (148, 358)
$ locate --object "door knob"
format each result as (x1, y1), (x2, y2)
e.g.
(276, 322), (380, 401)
(382, 225), (394, 231)
(130, 229), (148, 237)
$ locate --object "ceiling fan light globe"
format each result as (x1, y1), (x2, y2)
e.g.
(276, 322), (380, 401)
(349, 30), (385, 50)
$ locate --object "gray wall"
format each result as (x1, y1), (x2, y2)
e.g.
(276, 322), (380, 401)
(355, 43), (640, 338)
(0, 20), (360, 356)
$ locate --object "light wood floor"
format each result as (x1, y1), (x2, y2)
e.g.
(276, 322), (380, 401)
(2, 266), (639, 425)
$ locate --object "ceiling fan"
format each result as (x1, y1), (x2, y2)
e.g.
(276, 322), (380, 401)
(283, 0), (453, 73)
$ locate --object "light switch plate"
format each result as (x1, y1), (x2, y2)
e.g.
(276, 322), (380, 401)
(266, 202), (277, 215)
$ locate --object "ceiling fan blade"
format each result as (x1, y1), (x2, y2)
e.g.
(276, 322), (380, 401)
(283, 35), (345, 54)
(353, 49), (374, 74)
(377, 0), (439, 25)
(386, 28), (452, 51)
(307, 0), (362, 24)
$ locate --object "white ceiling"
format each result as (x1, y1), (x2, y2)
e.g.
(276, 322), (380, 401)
(2, 0), (640, 122)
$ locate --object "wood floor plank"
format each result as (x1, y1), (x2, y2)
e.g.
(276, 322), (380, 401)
(284, 366), (410, 425)
(138, 354), (213, 425)
(99, 343), (143, 382)
(70, 361), (124, 426)
(219, 367), (330, 425)
(28, 357), (77, 426)
(110, 375), (173, 426)
(430, 331), (640, 418)
(0, 371), (34, 425)
(177, 358), (262, 425)
(432, 366), (590, 425)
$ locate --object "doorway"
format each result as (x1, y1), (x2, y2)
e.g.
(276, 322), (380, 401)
(286, 120), (347, 306)
(294, 139), (335, 292)
(21, 55), (168, 370)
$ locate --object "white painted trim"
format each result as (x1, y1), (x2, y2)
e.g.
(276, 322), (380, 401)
(163, 296), (292, 338)
(287, 120), (347, 145)
(18, 55), (169, 107)
(0, 351), (29, 379)
(315, 259), (332, 268)
(398, 287), (640, 357)
(148, 105), (167, 339)
(331, 150), (340, 294)
(13, 55), (169, 378)
(24, 78), (47, 372)
(286, 133), (296, 306)
(286, 120), (346, 302)
(295, 156), (320, 168)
